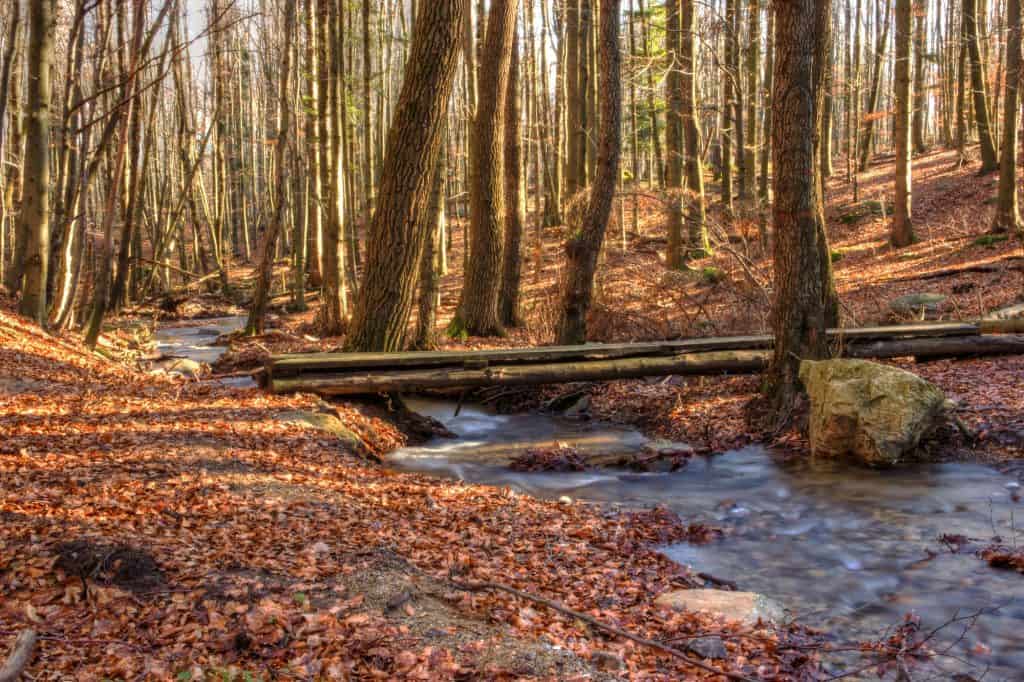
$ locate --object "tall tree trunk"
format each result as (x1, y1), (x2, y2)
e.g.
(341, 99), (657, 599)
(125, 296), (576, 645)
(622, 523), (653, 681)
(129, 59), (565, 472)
(912, 0), (928, 153)
(246, 0), (296, 335)
(500, 26), (524, 327)
(744, 0), (760, 196)
(993, 0), (1024, 233)
(453, 0), (519, 338)
(892, 0), (916, 247)
(17, 0), (55, 324)
(681, 0), (709, 257)
(858, 0), (890, 171)
(556, 0), (622, 344)
(721, 0), (736, 211)
(345, 0), (467, 352)
(565, 0), (582, 196)
(966, 0), (1000, 172)
(664, 0), (685, 269)
(767, 0), (835, 417)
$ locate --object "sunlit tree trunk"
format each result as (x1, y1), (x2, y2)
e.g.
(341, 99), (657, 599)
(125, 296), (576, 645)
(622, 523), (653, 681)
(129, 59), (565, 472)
(557, 0), (622, 344)
(965, 0), (1000, 172)
(993, 0), (1024, 233)
(892, 0), (916, 247)
(346, 0), (467, 351)
(17, 0), (55, 324)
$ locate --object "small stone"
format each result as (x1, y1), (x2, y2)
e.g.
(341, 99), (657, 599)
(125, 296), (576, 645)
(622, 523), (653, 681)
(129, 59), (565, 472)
(558, 496), (573, 505)
(687, 636), (728, 660)
(1006, 481), (1021, 490)
(590, 651), (626, 672)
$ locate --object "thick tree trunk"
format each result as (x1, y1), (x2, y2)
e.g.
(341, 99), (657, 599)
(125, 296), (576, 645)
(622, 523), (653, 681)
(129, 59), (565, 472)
(892, 0), (916, 247)
(556, 0), (622, 345)
(16, 0), (54, 324)
(965, 0), (1000, 173)
(246, 0), (296, 335)
(413, 149), (446, 350)
(767, 0), (834, 417)
(993, 0), (1024, 233)
(345, 0), (467, 352)
(454, 0), (520, 338)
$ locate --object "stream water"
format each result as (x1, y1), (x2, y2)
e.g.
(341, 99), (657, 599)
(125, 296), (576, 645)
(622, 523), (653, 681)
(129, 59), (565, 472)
(392, 400), (1024, 680)
(154, 321), (1024, 679)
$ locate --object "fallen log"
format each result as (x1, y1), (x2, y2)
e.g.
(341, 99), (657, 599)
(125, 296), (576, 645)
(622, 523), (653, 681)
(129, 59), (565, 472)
(269, 351), (771, 395)
(846, 334), (1024, 361)
(268, 321), (996, 379)
(268, 333), (1024, 395)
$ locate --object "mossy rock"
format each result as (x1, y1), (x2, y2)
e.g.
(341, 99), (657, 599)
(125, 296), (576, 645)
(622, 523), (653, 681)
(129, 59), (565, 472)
(799, 359), (947, 466)
(275, 410), (366, 453)
(830, 250), (845, 263)
(889, 293), (946, 315)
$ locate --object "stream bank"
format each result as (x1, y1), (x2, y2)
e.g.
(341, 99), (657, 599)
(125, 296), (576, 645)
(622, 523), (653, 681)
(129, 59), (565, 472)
(157, 318), (1024, 680)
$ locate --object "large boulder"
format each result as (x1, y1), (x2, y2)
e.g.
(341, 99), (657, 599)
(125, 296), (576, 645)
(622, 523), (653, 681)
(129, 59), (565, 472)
(799, 359), (947, 466)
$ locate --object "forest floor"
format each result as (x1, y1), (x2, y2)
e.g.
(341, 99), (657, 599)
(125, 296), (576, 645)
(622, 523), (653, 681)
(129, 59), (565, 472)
(3, 149), (1024, 680)
(0, 302), (823, 680)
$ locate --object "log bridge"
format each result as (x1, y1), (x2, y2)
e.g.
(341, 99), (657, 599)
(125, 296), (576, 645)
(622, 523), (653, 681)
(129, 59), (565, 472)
(266, 320), (1024, 396)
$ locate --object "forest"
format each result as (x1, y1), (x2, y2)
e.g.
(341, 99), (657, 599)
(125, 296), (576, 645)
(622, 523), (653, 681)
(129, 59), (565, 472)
(1, 0), (1024, 679)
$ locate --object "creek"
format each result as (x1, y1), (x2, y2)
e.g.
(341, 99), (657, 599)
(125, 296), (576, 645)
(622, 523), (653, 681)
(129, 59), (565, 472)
(156, 320), (1024, 679)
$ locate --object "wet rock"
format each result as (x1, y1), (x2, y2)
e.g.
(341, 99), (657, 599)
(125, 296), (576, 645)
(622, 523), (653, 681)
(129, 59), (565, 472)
(654, 589), (785, 627)
(563, 395), (591, 418)
(889, 293), (947, 316)
(686, 636), (728, 660)
(161, 358), (203, 378)
(800, 359), (947, 467)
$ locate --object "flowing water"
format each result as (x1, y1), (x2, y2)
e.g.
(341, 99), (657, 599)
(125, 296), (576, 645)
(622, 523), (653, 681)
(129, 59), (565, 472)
(391, 399), (1024, 680)
(153, 316), (255, 388)
(149, 322), (1024, 678)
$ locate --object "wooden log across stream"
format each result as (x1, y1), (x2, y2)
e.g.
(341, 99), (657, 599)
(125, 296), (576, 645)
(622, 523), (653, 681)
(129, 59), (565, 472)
(266, 320), (1024, 396)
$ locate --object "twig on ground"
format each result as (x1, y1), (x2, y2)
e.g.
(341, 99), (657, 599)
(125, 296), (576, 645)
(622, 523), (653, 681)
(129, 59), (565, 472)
(448, 577), (758, 682)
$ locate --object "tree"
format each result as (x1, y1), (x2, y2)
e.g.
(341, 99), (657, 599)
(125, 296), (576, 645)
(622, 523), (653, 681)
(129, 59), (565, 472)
(453, 0), (520, 338)
(664, 0), (685, 269)
(16, 0), (55, 324)
(993, 0), (1024, 233)
(912, 1), (928, 153)
(892, 0), (916, 247)
(680, 0), (709, 257)
(345, 0), (467, 352)
(556, 0), (622, 344)
(965, 0), (999, 173)
(721, 0), (737, 211)
(766, 0), (835, 417)
(500, 25), (524, 328)
(246, 0), (296, 335)
(858, 0), (890, 171)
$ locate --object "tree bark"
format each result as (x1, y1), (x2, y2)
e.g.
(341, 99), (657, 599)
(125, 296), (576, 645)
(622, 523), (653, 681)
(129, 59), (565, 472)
(345, 0), (467, 352)
(246, 0), (296, 335)
(965, 0), (1000, 172)
(681, 0), (709, 257)
(556, 0), (622, 345)
(892, 0), (916, 247)
(16, 0), (55, 324)
(767, 0), (834, 418)
(912, 0), (928, 153)
(500, 25), (524, 328)
(664, 0), (685, 269)
(993, 0), (1024, 233)
(453, 0), (520, 338)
